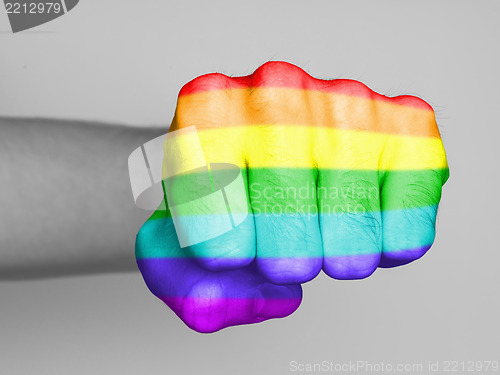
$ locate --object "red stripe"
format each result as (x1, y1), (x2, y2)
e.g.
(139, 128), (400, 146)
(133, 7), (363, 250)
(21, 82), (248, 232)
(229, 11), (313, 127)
(178, 61), (433, 111)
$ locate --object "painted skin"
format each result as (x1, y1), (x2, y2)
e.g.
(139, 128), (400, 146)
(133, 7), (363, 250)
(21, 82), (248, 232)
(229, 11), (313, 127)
(136, 209), (302, 333)
(136, 61), (449, 332)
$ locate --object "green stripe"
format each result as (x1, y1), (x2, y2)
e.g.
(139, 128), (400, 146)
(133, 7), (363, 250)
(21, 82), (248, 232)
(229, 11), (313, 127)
(154, 168), (448, 217)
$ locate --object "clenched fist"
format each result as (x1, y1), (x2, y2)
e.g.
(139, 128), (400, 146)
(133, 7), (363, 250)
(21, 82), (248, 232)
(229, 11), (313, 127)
(135, 61), (449, 332)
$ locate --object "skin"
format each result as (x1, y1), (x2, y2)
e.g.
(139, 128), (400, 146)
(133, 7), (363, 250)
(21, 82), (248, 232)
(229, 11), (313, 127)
(136, 61), (449, 332)
(0, 116), (302, 332)
(136, 209), (302, 333)
(0, 61), (449, 333)
(0, 117), (163, 279)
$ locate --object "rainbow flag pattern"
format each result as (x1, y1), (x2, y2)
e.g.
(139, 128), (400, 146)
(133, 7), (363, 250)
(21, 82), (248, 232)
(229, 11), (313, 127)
(135, 61), (449, 333)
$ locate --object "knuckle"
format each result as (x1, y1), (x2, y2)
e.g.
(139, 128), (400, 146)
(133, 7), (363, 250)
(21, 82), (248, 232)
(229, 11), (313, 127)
(180, 281), (226, 333)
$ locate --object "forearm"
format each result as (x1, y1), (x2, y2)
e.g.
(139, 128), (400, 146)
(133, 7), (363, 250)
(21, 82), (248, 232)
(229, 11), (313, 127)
(0, 117), (166, 279)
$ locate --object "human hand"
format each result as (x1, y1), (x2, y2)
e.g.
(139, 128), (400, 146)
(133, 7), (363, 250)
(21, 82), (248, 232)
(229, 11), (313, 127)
(135, 208), (302, 333)
(134, 61), (448, 332)
(162, 61), (449, 284)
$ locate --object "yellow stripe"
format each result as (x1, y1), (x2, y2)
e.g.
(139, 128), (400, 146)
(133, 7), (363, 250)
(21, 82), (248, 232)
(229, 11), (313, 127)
(165, 125), (448, 171)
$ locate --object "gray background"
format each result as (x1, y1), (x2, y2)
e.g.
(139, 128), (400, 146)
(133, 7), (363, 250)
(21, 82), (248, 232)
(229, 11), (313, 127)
(1, 0), (499, 374)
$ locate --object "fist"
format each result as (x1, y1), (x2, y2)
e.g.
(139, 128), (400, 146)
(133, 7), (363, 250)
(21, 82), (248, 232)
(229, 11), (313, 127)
(164, 61), (449, 283)
(135, 61), (448, 332)
(136, 209), (302, 333)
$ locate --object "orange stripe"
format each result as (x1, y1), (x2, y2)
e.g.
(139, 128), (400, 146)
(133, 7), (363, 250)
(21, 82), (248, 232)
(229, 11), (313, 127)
(171, 86), (441, 138)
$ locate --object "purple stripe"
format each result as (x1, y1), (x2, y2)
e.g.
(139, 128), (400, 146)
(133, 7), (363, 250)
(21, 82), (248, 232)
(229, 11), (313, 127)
(378, 245), (431, 268)
(137, 257), (302, 333)
(323, 253), (381, 279)
(137, 258), (300, 299)
(160, 296), (301, 333)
